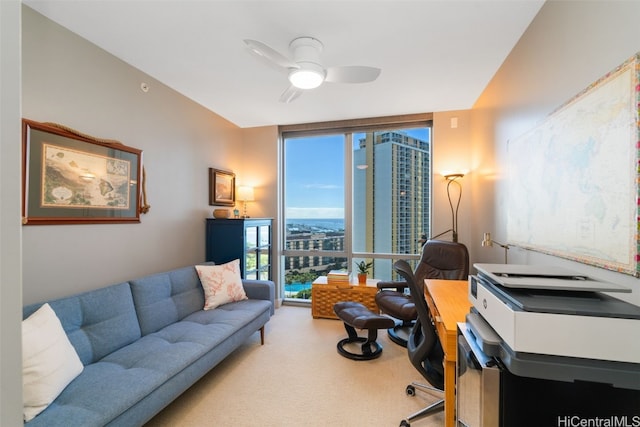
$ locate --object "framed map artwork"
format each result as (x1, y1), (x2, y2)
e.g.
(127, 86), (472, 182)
(22, 119), (142, 225)
(507, 52), (640, 276)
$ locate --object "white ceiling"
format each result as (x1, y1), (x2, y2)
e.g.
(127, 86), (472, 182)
(23, 0), (545, 128)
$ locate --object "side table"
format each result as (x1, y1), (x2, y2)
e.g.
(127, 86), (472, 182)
(311, 276), (379, 319)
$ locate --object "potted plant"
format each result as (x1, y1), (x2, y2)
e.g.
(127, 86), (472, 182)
(355, 260), (373, 285)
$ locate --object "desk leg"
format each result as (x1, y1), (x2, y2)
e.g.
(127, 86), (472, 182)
(444, 359), (456, 427)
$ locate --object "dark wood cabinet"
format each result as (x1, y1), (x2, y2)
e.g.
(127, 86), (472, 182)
(205, 218), (272, 280)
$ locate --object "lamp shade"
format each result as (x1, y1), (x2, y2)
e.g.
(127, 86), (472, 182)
(237, 186), (255, 202)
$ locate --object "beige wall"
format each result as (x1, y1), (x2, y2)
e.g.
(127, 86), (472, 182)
(238, 125), (280, 288)
(1, 1), (24, 424)
(470, 0), (640, 305)
(432, 110), (475, 257)
(21, 7), (245, 304)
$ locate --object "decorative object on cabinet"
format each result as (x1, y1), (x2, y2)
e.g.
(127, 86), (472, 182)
(22, 119), (142, 225)
(209, 168), (235, 206)
(206, 218), (272, 280)
(236, 186), (255, 218)
(212, 209), (230, 219)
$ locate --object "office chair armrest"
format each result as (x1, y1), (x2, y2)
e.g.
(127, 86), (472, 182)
(376, 280), (408, 292)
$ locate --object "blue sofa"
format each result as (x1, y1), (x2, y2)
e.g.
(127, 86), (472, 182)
(22, 264), (275, 426)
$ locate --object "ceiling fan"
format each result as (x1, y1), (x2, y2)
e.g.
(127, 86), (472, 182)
(244, 37), (381, 103)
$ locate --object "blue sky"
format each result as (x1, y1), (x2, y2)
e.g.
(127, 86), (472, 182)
(285, 128), (430, 219)
(285, 134), (345, 219)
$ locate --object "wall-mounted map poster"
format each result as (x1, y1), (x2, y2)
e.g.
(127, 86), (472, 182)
(507, 53), (640, 276)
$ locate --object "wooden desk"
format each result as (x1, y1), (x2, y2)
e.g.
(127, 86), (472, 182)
(424, 279), (470, 427)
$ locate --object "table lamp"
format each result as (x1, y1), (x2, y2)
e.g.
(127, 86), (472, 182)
(237, 186), (255, 218)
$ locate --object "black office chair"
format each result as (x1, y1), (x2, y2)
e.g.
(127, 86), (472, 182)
(375, 240), (469, 347)
(395, 259), (446, 427)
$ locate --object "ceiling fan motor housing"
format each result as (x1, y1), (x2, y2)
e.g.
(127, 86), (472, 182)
(289, 37), (324, 64)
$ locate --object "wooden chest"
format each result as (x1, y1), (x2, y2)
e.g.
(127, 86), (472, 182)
(311, 277), (379, 319)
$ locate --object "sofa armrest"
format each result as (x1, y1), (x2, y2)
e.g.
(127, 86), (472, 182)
(376, 280), (408, 292)
(242, 280), (275, 315)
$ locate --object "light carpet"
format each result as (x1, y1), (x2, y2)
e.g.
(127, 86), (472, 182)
(145, 305), (444, 427)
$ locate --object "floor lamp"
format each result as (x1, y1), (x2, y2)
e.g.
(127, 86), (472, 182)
(445, 174), (463, 242)
(429, 173), (464, 242)
(431, 173), (464, 242)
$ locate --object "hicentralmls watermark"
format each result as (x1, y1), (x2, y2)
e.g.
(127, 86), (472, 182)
(557, 416), (640, 427)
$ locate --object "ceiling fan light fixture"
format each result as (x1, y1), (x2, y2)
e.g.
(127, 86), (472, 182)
(246, 36), (380, 102)
(288, 63), (325, 89)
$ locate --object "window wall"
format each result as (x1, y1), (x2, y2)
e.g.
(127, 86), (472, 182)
(280, 115), (433, 300)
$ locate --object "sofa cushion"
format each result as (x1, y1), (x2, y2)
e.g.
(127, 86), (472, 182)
(130, 266), (205, 335)
(23, 282), (141, 366)
(196, 260), (248, 310)
(22, 303), (84, 422)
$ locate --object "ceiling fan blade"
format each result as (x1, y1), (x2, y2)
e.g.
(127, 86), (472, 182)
(325, 66), (381, 84)
(243, 39), (299, 69)
(279, 85), (304, 103)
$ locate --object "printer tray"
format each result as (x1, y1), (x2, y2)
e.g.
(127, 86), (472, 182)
(484, 278), (640, 319)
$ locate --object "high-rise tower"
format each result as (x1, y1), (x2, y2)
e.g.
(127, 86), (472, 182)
(353, 130), (431, 277)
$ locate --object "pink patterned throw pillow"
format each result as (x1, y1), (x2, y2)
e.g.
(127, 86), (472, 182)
(196, 260), (248, 310)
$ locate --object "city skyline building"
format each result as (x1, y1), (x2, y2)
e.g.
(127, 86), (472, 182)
(354, 130), (431, 279)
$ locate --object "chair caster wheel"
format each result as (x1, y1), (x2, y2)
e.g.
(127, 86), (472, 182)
(400, 420), (410, 427)
(406, 385), (416, 396)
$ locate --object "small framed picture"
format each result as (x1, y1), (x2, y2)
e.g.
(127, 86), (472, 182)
(209, 168), (235, 206)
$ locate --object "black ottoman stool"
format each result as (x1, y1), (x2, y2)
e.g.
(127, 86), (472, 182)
(333, 301), (395, 361)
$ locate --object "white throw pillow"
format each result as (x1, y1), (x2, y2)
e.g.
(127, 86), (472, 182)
(22, 303), (84, 422)
(196, 260), (248, 310)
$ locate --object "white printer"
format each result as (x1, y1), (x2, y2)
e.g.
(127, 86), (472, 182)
(466, 263), (640, 389)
